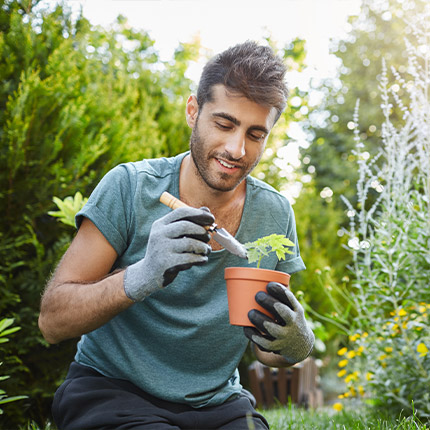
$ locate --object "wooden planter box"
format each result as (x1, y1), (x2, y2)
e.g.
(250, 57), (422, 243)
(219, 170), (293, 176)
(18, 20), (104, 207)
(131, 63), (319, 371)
(247, 357), (323, 409)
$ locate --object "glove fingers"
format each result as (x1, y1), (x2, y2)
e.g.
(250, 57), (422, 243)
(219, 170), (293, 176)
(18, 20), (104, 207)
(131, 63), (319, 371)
(254, 291), (287, 326)
(162, 255), (209, 287)
(247, 309), (276, 340)
(267, 283), (306, 322)
(181, 206), (215, 227)
(165, 221), (211, 243)
(249, 308), (288, 339)
(171, 237), (212, 256)
(244, 328), (279, 353)
(164, 207), (215, 227)
(266, 282), (295, 310)
(243, 327), (273, 353)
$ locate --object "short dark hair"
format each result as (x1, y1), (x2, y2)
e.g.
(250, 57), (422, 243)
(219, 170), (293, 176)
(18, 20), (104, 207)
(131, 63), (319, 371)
(197, 41), (288, 123)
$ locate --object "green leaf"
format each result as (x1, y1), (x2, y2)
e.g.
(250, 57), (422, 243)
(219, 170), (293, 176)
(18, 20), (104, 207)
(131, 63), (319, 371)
(244, 234), (295, 268)
(0, 395), (28, 405)
(48, 192), (88, 227)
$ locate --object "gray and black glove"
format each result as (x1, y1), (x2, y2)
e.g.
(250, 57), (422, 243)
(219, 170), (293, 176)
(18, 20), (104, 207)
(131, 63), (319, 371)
(124, 206), (214, 302)
(244, 282), (315, 365)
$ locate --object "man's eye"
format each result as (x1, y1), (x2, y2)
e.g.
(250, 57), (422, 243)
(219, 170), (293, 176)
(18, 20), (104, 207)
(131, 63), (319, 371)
(250, 133), (266, 141)
(215, 122), (231, 130)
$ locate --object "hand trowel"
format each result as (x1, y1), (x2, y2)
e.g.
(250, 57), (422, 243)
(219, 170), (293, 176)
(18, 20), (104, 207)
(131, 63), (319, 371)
(160, 191), (248, 259)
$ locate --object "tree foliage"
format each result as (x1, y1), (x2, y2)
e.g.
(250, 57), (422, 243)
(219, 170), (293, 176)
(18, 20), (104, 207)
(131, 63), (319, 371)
(0, 1), (198, 426)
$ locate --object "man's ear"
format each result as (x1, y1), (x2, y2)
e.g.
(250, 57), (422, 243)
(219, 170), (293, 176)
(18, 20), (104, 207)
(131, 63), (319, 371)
(185, 95), (199, 128)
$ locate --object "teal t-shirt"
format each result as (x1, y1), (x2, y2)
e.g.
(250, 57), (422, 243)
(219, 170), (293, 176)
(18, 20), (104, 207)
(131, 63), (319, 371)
(75, 152), (305, 408)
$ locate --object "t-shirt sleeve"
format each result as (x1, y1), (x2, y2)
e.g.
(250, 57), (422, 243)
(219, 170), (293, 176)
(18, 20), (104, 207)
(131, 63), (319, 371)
(276, 203), (306, 275)
(75, 164), (135, 256)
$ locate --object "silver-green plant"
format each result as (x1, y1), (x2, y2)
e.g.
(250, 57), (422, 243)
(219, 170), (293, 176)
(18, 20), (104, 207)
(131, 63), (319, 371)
(336, 6), (430, 420)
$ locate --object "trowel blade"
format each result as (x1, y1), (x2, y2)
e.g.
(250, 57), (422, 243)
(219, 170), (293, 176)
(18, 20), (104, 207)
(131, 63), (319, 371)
(212, 228), (248, 259)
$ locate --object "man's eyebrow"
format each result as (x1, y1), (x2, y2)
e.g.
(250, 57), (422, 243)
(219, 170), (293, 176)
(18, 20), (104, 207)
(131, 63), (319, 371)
(212, 112), (269, 135)
(212, 112), (240, 126)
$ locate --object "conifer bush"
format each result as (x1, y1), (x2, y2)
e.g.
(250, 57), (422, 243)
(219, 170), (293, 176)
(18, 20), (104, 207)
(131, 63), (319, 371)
(0, 1), (197, 426)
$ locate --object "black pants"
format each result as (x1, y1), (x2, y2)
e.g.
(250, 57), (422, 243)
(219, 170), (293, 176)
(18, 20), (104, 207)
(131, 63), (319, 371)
(52, 362), (270, 430)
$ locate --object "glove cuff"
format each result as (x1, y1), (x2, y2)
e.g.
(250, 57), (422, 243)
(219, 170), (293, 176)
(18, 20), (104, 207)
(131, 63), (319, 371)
(123, 259), (161, 302)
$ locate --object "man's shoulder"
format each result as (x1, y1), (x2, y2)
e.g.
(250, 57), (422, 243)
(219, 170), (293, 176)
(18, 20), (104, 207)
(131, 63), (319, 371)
(121, 153), (185, 179)
(247, 175), (292, 210)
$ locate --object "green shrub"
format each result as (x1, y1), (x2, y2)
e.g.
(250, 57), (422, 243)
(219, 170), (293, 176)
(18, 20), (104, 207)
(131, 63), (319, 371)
(0, 318), (27, 415)
(0, 1), (198, 426)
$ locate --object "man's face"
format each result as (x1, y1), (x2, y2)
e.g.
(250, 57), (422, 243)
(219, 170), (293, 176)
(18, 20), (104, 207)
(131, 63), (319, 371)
(189, 85), (277, 192)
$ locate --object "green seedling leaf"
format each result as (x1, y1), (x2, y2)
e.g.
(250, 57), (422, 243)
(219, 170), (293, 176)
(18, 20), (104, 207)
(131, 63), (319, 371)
(245, 234), (295, 268)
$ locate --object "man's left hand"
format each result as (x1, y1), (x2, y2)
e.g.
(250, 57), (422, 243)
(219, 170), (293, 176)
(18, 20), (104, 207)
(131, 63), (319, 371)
(243, 282), (315, 365)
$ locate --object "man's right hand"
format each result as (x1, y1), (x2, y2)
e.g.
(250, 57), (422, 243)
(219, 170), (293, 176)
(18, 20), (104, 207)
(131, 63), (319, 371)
(123, 207), (215, 302)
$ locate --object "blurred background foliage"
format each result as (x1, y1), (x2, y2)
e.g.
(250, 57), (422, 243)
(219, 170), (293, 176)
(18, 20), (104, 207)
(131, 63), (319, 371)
(0, 0), (427, 427)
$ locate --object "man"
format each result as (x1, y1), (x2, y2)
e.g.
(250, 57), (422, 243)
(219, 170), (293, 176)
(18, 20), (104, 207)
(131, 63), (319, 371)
(39, 41), (314, 430)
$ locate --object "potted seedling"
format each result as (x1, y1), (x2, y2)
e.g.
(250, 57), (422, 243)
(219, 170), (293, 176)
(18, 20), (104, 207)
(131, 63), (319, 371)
(224, 234), (295, 326)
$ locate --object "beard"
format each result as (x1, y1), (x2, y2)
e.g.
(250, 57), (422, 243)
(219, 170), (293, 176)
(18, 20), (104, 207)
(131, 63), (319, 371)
(189, 120), (262, 192)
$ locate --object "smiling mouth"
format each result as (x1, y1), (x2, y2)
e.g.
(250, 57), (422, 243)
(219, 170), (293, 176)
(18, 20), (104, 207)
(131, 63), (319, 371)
(217, 158), (238, 169)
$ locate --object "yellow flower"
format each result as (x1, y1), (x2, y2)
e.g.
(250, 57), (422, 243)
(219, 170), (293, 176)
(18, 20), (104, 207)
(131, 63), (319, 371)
(338, 359), (348, 368)
(357, 346), (364, 355)
(337, 369), (347, 378)
(337, 347), (347, 356)
(363, 332), (368, 337)
(378, 354), (387, 361)
(419, 306), (426, 314)
(384, 347), (393, 353)
(333, 402), (343, 412)
(347, 350), (356, 359)
(358, 385), (365, 396)
(398, 308), (407, 317)
(349, 333), (360, 342)
(345, 372), (358, 383)
(366, 372), (373, 381)
(417, 343), (428, 357)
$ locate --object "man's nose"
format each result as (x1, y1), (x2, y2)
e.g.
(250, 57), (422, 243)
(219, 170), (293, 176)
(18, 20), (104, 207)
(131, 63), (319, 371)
(224, 132), (246, 160)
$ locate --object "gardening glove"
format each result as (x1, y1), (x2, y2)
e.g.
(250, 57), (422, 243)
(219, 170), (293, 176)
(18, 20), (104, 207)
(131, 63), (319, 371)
(124, 206), (214, 302)
(244, 282), (315, 365)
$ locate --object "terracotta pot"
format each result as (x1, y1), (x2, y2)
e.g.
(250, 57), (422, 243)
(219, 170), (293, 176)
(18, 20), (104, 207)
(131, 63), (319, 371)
(224, 267), (290, 327)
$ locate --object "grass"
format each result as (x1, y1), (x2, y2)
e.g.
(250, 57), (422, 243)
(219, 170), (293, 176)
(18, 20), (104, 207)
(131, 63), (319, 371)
(22, 404), (429, 429)
(259, 404), (429, 430)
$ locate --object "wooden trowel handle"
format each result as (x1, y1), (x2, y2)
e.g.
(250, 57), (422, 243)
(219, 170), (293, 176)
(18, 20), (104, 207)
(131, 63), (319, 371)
(160, 191), (190, 210)
(160, 192), (215, 232)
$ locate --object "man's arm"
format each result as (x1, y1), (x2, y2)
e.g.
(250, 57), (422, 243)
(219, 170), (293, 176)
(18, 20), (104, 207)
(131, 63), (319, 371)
(39, 206), (215, 344)
(38, 218), (133, 344)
